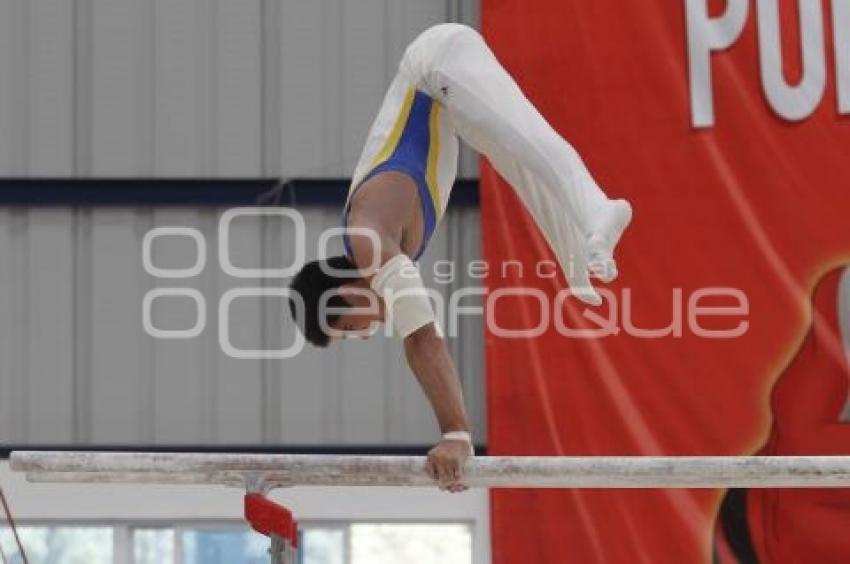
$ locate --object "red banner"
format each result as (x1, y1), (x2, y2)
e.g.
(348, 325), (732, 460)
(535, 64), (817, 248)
(481, 1), (850, 562)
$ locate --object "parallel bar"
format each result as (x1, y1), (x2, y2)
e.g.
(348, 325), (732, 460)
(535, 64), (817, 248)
(10, 452), (850, 489)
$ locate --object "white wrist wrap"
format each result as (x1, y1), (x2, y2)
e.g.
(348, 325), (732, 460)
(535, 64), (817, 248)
(442, 431), (475, 456)
(371, 254), (441, 339)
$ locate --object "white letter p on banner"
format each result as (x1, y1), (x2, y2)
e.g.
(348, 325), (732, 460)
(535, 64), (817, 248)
(756, 0), (827, 122)
(685, 0), (749, 128)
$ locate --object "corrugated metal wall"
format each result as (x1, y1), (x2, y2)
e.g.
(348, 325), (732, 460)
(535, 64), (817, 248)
(0, 206), (484, 445)
(0, 0), (485, 446)
(0, 0), (479, 178)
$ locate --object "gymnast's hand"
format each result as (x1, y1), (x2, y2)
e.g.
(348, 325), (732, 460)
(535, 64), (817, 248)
(426, 439), (471, 493)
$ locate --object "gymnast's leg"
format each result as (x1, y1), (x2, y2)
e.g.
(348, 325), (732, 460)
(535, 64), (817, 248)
(407, 24), (632, 304)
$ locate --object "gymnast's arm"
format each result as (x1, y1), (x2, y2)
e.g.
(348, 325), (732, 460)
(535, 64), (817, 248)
(403, 323), (472, 492)
(346, 182), (472, 492)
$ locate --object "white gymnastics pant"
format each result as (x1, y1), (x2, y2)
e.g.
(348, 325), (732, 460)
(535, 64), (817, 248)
(352, 24), (625, 304)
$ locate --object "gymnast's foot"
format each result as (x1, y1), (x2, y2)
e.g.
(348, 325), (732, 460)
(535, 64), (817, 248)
(586, 198), (632, 283)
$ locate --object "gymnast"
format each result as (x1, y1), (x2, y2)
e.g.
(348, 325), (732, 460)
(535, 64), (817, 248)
(289, 24), (632, 492)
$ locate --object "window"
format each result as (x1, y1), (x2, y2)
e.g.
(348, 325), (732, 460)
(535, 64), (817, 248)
(133, 529), (175, 564)
(300, 526), (345, 564)
(181, 528), (269, 563)
(0, 526), (113, 564)
(3, 522), (473, 564)
(350, 523), (472, 564)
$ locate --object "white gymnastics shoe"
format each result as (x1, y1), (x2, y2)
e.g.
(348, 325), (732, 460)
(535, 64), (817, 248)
(586, 199), (632, 283)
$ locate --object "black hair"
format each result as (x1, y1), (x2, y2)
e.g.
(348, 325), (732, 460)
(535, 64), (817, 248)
(288, 255), (361, 348)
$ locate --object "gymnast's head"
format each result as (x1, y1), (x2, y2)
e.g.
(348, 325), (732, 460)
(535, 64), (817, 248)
(288, 256), (382, 348)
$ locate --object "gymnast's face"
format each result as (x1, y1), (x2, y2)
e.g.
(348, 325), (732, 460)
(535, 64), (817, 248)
(329, 284), (384, 340)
